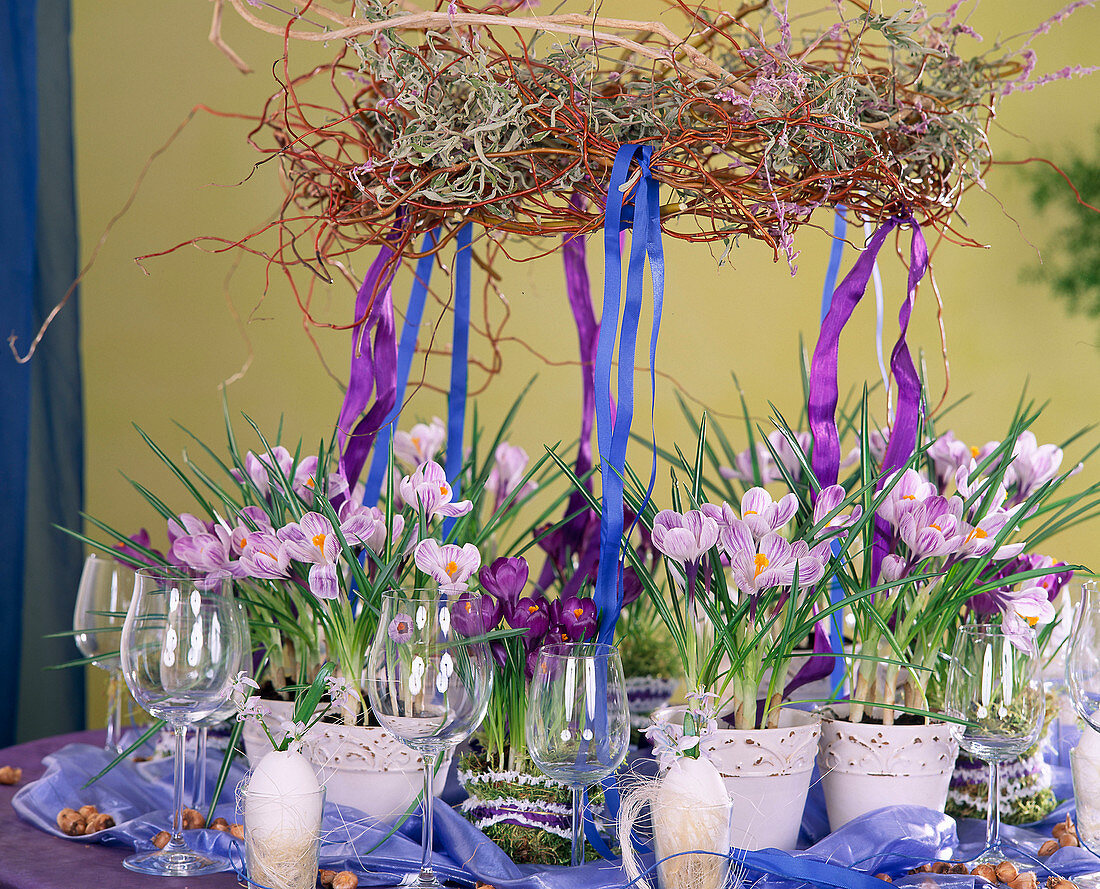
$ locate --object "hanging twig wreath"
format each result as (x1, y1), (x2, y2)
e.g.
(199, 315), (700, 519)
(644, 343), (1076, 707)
(203, 0), (1090, 273)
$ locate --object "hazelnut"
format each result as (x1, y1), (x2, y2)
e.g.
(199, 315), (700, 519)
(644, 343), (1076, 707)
(972, 864), (997, 882)
(56, 809), (86, 836)
(1047, 878), (1079, 889)
(332, 873), (358, 889)
(181, 808), (206, 830)
(997, 861), (1020, 883)
(0, 765), (22, 784)
(874, 874), (892, 882)
(85, 813), (115, 833)
(914, 864), (933, 873)
(152, 830), (171, 849)
(1039, 839), (1060, 856)
(229, 823), (245, 840)
(78, 804), (98, 819)
(931, 861), (949, 874)
(1006, 873), (1038, 889)
(210, 817), (230, 832)
(319, 871), (337, 887)
(1060, 832), (1080, 847)
(1053, 815), (1076, 839)
(948, 863), (969, 874)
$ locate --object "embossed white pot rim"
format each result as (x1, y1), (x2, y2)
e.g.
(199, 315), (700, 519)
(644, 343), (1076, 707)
(816, 706), (960, 832)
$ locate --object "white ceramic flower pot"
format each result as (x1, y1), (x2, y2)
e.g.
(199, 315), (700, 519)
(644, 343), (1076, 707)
(699, 708), (821, 851)
(301, 721), (452, 823)
(817, 708), (959, 831)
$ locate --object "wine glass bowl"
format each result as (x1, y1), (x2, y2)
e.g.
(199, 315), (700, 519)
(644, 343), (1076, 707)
(366, 589), (493, 889)
(120, 567), (246, 876)
(1066, 580), (1100, 870)
(525, 641), (630, 866)
(945, 623), (1044, 867)
(73, 554), (137, 752)
(1068, 580), (1100, 732)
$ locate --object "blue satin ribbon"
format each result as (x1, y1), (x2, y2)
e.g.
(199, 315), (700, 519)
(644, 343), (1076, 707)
(362, 228), (440, 507)
(593, 144), (664, 645)
(819, 209), (848, 695)
(443, 222), (473, 538)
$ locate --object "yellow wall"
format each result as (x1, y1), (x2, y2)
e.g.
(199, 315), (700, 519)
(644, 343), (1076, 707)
(71, 2), (1100, 725)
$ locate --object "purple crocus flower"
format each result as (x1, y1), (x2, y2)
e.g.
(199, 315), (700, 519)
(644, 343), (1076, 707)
(170, 523), (243, 587)
(413, 539), (481, 593)
(737, 487), (799, 539)
(392, 417), (445, 470)
(276, 512), (342, 599)
(112, 529), (166, 569)
(479, 556), (529, 611)
(486, 442), (536, 509)
(236, 531), (291, 580)
(551, 595), (598, 643)
(651, 509), (720, 565)
(388, 612), (414, 643)
(896, 497), (964, 560)
(450, 591), (501, 637)
(398, 461), (473, 522)
(1007, 431), (1066, 502)
(621, 566), (644, 606)
(510, 595), (551, 645)
(877, 468), (937, 527)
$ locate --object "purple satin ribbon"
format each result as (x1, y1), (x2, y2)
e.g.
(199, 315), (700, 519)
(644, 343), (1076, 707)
(808, 216), (928, 581)
(337, 245), (400, 495)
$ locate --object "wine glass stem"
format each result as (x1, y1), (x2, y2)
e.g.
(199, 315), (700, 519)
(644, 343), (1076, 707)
(986, 759), (1002, 857)
(571, 785), (584, 867)
(105, 671), (123, 753)
(419, 750), (443, 883)
(164, 724), (189, 854)
(190, 725), (208, 811)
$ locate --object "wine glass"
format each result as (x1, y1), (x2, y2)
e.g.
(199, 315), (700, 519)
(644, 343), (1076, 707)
(120, 567), (246, 876)
(1067, 580), (1100, 880)
(189, 598), (251, 811)
(366, 588), (493, 889)
(945, 623), (1044, 867)
(526, 641), (630, 866)
(73, 554), (137, 753)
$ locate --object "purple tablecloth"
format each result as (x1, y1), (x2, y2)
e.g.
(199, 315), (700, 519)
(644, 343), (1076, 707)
(0, 729), (240, 889)
(7, 728), (1100, 889)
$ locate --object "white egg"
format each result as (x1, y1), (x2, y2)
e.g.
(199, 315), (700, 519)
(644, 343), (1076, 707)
(244, 749), (324, 840)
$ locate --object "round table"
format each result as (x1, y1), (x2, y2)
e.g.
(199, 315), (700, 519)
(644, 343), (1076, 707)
(0, 730), (241, 889)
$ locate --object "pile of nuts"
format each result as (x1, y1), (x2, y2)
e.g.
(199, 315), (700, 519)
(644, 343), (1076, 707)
(150, 811), (245, 848)
(55, 805), (115, 836)
(0, 766), (21, 785)
(1039, 816), (1080, 857)
(318, 869), (359, 889)
(898, 859), (1077, 888)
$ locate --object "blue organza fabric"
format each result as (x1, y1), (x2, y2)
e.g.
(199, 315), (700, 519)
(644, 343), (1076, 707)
(12, 723), (1100, 889)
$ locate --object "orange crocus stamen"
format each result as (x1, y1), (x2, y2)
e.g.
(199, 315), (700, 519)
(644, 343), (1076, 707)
(240, 537), (248, 549)
(753, 553), (769, 579)
(463, 601), (473, 613)
(439, 485), (449, 496)
(445, 560), (459, 577)
(966, 528), (988, 543)
(528, 604), (538, 614)
(971, 446), (981, 458)
(312, 533), (327, 549)
(573, 607), (584, 619)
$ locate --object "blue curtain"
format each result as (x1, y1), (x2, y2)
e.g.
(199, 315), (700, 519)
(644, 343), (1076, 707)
(1, 0), (85, 746)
